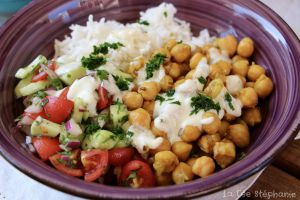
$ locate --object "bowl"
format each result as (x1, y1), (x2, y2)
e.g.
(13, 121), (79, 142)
(0, 0), (32, 13)
(0, 0), (299, 199)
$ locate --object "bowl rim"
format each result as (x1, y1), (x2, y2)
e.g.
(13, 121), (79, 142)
(0, 0), (299, 199)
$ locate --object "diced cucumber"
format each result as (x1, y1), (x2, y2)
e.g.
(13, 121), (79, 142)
(113, 70), (133, 81)
(109, 103), (129, 127)
(81, 134), (93, 150)
(83, 111), (90, 121)
(97, 109), (109, 128)
(90, 130), (119, 150)
(19, 80), (49, 97)
(114, 137), (131, 148)
(14, 74), (33, 98)
(15, 55), (47, 79)
(30, 116), (62, 137)
(71, 98), (86, 123)
(59, 128), (84, 145)
(56, 62), (86, 85)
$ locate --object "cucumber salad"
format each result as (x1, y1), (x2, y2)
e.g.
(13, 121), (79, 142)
(14, 3), (274, 187)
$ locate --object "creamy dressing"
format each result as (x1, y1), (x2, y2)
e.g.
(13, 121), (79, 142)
(67, 76), (99, 116)
(226, 75), (243, 96)
(128, 125), (164, 154)
(136, 65), (165, 85)
(208, 47), (230, 64)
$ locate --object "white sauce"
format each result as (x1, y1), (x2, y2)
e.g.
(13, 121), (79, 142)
(67, 76), (99, 116)
(136, 65), (165, 85)
(208, 47), (230, 64)
(226, 75), (243, 96)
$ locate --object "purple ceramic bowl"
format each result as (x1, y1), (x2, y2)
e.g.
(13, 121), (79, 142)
(0, 0), (299, 199)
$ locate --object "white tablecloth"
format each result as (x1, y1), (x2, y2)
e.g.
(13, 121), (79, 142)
(0, 0), (299, 199)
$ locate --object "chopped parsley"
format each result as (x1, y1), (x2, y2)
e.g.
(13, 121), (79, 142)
(33, 91), (47, 99)
(40, 98), (49, 107)
(137, 19), (150, 26)
(198, 76), (206, 85)
(83, 119), (100, 135)
(237, 152), (246, 161)
(92, 42), (124, 55)
(112, 75), (130, 91)
(163, 11), (168, 17)
(48, 77), (63, 90)
(166, 89), (175, 97)
(177, 40), (183, 44)
(155, 95), (165, 104)
(190, 93), (221, 115)
(97, 69), (109, 81)
(145, 53), (166, 79)
(81, 54), (107, 70)
(170, 101), (181, 105)
(59, 151), (72, 156)
(111, 126), (133, 142)
(225, 92), (234, 110)
(122, 166), (142, 187)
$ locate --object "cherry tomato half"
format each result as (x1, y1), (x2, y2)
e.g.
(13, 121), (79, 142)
(81, 150), (109, 182)
(119, 160), (156, 188)
(32, 61), (56, 82)
(109, 148), (135, 167)
(32, 137), (61, 161)
(97, 86), (112, 110)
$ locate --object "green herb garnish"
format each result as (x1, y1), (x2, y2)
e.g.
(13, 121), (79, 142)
(83, 119), (100, 135)
(163, 11), (168, 17)
(170, 101), (181, 105)
(137, 19), (150, 26)
(93, 42), (124, 55)
(198, 76), (206, 85)
(97, 69), (109, 81)
(112, 75), (130, 91)
(40, 98), (49, 107)
(237, 152), (246, 160)
(190, 93), (221, 115)
(166, 89), (175, 97)
(48, 77), (63, 90)
(145, 53), (166, 79)
(33, 91), (48, 99)
(225, 92), (234, 110)
(177, 40), (183, 44)
(81, 54), (107, 70)
(122, 166), (142, 187)
(155, 95), (165, 104)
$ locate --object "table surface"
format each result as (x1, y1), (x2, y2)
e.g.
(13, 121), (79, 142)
(0, 0), (299, 200)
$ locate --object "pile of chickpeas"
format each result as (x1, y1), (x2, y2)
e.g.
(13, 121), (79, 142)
(122, 34), (274, 186)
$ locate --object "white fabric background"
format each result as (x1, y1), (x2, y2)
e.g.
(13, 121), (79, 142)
(0, 0), (299, 199)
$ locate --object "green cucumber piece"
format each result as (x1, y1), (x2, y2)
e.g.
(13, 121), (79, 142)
(91, 130), (119, 150)
(71, 98), (86, 123)
(97, 110), (109, 128)
(59, 128), (84, 145)
(109, 103), (129, 127)
(56, 63), (86, 85)
(81, 134), (93, 150)
(15, 55), (47, 79)
(19, 80), (49, 97)
(83, 111), (90, 121)
(14, 74), (33, 98)
(31, 116), (62, 137)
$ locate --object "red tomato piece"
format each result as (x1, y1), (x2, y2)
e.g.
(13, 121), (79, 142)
(31, 61), (56, 82)
(32, 137), (61, 161)
(97, 86), (112, 110)
(49, 149), (83, 177)
(59, 87), (70, 100)
(119, 160), (156, 188)
(109, 148), (135, 167)
(81, 150), (109, 182)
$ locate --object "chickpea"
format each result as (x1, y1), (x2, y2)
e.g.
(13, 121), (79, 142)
(254, 74), (274, 98)
(143, 100), (155, 116)
(187, 157), (197, 167)
(138, 82), (161, 101)
(179, 63), (191, 75)
(245, 82), (255, 88)
(237, 37), (254, 58)
(217, 35), (238, 56)
(153, 151), (179, 174)
(181, 125), (202, 142)
(235, 118), (248, 127)
(154, 47), (171, 62)
(171, 141), (193, 161)
(232, 60), (249, 77)
(177, 76), (185, 81)
(200, 44), (214, 55)
(165, 62), (181, 79)
(204, 78), (224, 98)
(165, 39), (177, 51)
(128, 57), (144, 75)
(202, 112), (221, 134)
(172, 162), (194, 184)
(232, 55), (245, 63)
(227, 124), (250, 148)
(223, 112), (236, 122)
(226, 75), (244, 96)
(160, 75), (173, 91)
(219, 120), (230, 138)
(171, 43), (192, 63)
(155, 172), (173, 186)
(237, 87), (258, 108)
(129, 108), (151, 129)
(217, 60), (232, 75)
(242, 107), (262, 126)
(151, 121), (167, 137)
(198, 134), (221, 154)
(213, 139), (236, 168)
(185, 69), (195, 80)
(150, 138), (171, 155)
(189, 52), (204, 69)
(192, 156), (215, 177)
(122, 92), (143, 110)
(174, 79), (186, 88)
(209, 61), (231, 80)
(247, 64), (265, 81)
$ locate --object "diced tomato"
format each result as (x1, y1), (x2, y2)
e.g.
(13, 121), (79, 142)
(32, 137), (61, 161)
(119, 160), (156, 188)
(81, 150), (109, 182)
(42, 88), (73, 123)
(49, 149), (83, 177)
(32, 61), (56, 82)
(24, 111), (46, 120)
(97, 86), (112, 110)
(59, 87), (70, 100)
(109, 148), (134, 167)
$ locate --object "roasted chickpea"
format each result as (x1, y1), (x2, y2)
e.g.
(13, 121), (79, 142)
(232, 55), (245, 63)
(129, 108), (151, 129)
(177, 76), (185, 81)
(138, 82), (161, 101)
(237, 87), (258, 108)
(226, 75), (244, 96)
(172, 162), (194, 184)
(213, 139), (236, 168)
(202, 112), (221, 134)
(247, 64), (265, 81)
(189, 52), (204, 69)
(254, 74), (274, 98)
(155, 172), (173, 186)
(242, 107), (262, 126)
(245, 82), (255, 88)
(154, 47), (171, 62)
(217, 35), (238, 56)
(235, 118), (248, 127)
(179, 63), (191, 75)
(237, 37), (254, 58)
(181, 125), (202, 142)
(204, 78), (224, 98)
(185, 69), (195, 80)
(165, 62), (181, 79)
(192, 156), (215, 177)
(160, 75), (173, 91)
(223, 112), (236, 122)
(122, 92), (143, 110)
(150, 138), (171, 155)
(227, 124), (250, 148)
(153, 151), (179, 175)
(151, 121), (167, 138)
(200, 44), (214, 55)
(171, 141), (193, 161)
(219, 120), (230, 138)
(187, 157), (197, 167)
(209, 61), (231, 79)
(128, 57), (144, 75)
(232, 60), (249, 77)
(198, 134), (221, 154)
(174, 79), (186, 88)
(171, 43), (191, 63)
(165, 39), (177, 51)
(143, 100), (155, 116)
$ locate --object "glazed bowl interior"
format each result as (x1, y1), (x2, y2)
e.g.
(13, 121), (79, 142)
(0, 0), (299, 199)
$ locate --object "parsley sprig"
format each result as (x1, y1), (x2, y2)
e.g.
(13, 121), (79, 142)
(145, 53), (166, 79)
(137, 19), (150, 26)
(190, 93), (221, 115)
(198, 76), (206, 85)
(112, 75), (131, 91)
(97, 69), (109, 81)
(225, 92), (234, 110)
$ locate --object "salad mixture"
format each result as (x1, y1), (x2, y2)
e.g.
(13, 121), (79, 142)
(14, 3), (274, 187)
